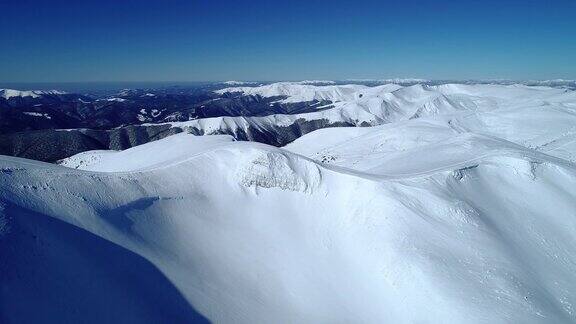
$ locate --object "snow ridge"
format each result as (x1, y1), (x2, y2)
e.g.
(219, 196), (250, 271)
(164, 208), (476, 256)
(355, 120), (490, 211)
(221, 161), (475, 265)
(172, 82), (575, 142)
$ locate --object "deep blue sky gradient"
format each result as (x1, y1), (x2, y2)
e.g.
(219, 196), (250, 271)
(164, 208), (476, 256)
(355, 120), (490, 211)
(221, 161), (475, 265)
(1, 0), (575, 81)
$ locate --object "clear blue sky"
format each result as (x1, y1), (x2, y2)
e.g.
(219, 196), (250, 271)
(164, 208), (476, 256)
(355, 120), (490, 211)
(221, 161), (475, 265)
(1, 0), (575, 82)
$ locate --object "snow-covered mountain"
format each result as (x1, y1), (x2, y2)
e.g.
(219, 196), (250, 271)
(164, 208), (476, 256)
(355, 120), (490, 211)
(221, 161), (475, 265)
(3, 81), (575, 163)
(3, 81), (576, 322)
(165, 82), (576, 149)
(5, 106), (576, 323)
(214, 81), (396, 103)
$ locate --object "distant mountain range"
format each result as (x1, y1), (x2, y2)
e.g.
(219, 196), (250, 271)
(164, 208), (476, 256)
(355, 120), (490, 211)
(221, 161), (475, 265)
(1, 79), (575, 162)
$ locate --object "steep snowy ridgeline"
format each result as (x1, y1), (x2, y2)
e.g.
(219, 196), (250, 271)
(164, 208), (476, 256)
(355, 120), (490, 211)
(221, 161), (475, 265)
(0, 89), (67, 99)
(167, 83), (460, 138)
(215, 81), (403, 103)
(3, 130), (576, 323)
(216, 82), (574, 110)
(163, 83), (576, 147)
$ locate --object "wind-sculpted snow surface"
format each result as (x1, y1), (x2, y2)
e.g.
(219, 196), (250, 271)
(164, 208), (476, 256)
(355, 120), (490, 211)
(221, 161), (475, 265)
(238, 150), (321, 193)
(3, 83), (576, 323)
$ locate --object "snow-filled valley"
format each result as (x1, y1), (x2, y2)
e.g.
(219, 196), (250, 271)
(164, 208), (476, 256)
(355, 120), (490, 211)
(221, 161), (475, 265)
(2, 82), (576, 323)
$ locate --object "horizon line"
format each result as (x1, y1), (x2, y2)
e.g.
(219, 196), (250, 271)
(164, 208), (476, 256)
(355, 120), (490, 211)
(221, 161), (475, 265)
(1, 78), (575, 84)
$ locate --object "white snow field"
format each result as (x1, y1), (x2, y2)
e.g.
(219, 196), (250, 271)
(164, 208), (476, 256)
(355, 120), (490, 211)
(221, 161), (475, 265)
(2, 83), (576, 323)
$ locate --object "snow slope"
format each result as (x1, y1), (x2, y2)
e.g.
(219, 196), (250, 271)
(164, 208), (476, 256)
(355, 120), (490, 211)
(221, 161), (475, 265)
(285, 88), (576, 169)
(3, 83), (576, 323)
(4, 134), (576, 322)
(59, 133), (235, 171)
